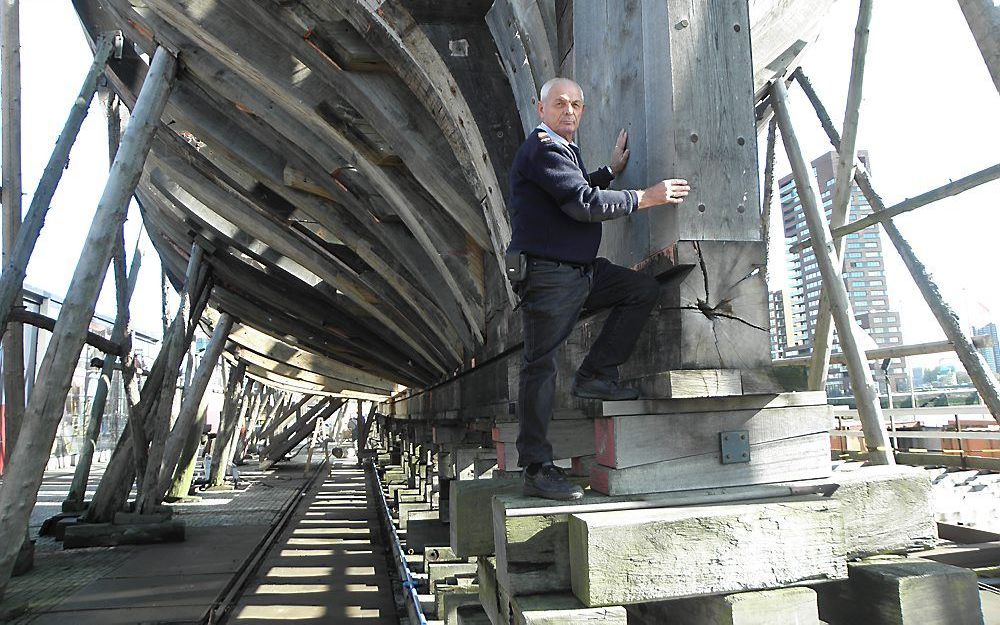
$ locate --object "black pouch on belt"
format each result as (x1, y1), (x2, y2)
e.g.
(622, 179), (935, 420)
(504, 251), (528, 286)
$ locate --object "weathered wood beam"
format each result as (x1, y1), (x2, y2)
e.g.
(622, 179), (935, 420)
(149, 128), (463, 366)
(208, 364), (247, 487)
(0, 46), (177, 598)
(260, 398), (343, 469)
(7, 309), (124, 357)
(150, 312), (234, 507)
(771, 78), (893, 465)
(1, 0), (24, 470)
(137, 242), (206, 509)
(63, 230), (141, 509)
(958, 0), (1000, 94)
(808, 0), (874, 391)
(161, 77), (473, 348)
(775, 334), (994, 367)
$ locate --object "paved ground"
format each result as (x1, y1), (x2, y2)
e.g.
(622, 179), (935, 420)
(1, 449), (369, 624)
(225, 462), (399, 624)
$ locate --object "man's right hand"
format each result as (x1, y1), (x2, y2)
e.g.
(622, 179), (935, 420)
(635, 179), (690, 210)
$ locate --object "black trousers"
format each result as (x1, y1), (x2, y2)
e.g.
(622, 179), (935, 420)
(515, 257), (660, 466)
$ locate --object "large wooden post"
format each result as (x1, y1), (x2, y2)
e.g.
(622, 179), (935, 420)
(958, 0), (1000, 94)
(152, 312), (235, 505)
(1, 0), (24, 472)
(208, 361), (247, 487)
(63, 232), (141, 510)
(573, 1), (770, 379)
(0, 46), (177, 597)
(137, 244), (206, 507)
(771, 79), (893, 465)
(808, 0), (873, 391)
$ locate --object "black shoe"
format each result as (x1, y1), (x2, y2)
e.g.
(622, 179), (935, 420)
(523, 464), (584, 501)
(571, 374), (639, 401)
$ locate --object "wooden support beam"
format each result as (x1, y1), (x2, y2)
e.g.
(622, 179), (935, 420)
(0, 45), (176, 598)
(138, 243), (205, 508)
(958, 0), (1000, 94)
(760, 117), (778, 282)
(7, 309), (124, 356)
(774, 334), (994, 367)
(64, 230), (141, 509)
(208, 365), (247, 488)
(1, 0), (24, 471)
(808, 0), (873, 391)
(260, 398), (342, 469)
(771, 78), (893, 465)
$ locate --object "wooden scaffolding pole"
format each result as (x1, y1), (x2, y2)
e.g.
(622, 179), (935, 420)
(958, 0), (1000, 94)
(137, 243), (206, 507)
(793, 70), (1000, 427)
(208, 361), (247, 487)
(760, 117), (778, 283)
(0, 46), (177, 597)
(771, 79), (894, 465)
(63, 231), (141, 511)
(1, 0), (24, 471)
(0, 35), (116, 338)
(808, 0), (873, 391)
(153, 312), (235, 506)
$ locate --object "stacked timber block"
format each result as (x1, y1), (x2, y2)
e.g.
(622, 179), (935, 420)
(61, 507), (185, 549)
(590, 391), (834, 495)
(812, 559), (984, 625)
(450, 463), (955, 625)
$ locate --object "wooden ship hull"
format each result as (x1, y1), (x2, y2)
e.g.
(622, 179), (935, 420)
(69, 0), (837, 405)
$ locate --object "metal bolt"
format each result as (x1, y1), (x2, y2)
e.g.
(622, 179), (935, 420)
(737, 136), (745, 146)
(690, 133), (699, 143)
(733, 24), (741, 32)
(676, 19), (689, 29)
(737, 204), (746, 213)
(698, 204), (707, 213)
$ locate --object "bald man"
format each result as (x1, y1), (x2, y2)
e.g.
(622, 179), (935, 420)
(507, 77), (690, 500)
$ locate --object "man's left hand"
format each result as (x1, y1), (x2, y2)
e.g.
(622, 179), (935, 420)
(610, 128), (630, 176)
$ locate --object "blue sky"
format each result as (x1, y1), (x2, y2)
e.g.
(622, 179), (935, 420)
(8, 1), (1000, 371)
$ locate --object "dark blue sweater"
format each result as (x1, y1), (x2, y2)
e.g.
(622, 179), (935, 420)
(507, 128), (638, 264)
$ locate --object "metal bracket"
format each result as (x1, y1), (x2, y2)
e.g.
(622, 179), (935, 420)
(720, 430), (750, 464)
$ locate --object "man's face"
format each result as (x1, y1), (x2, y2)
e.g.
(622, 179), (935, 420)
(538, 80), (585, 141)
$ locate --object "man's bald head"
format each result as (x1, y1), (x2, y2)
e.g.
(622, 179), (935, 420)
(537, 78), (585, 142)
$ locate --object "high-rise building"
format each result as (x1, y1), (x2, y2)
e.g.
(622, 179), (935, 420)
(778, 150), (907, 395)
(972, 322), (1000, 374)
(768, 289), (805, 360)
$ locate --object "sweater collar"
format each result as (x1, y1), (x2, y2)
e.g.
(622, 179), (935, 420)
(536, 122), (577, 149)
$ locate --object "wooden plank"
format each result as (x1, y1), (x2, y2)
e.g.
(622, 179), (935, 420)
(594, 403), (832, 469)
(590, 433), (831, 496)
(601, 390), (827, 418)
(568, 498), (847, 606)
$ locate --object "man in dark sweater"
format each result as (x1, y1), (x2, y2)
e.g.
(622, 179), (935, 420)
(508, 77), (689, 500)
